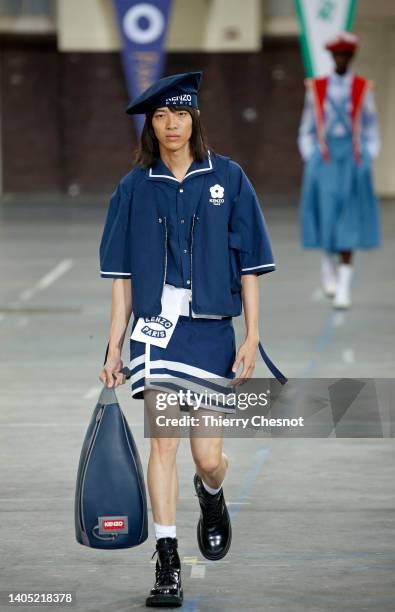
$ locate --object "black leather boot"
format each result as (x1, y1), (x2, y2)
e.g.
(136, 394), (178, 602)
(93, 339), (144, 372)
(145, 537), (183, 607)
(193, 473), (232, 560)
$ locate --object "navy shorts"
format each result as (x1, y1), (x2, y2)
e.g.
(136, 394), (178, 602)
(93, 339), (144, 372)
(129, 315), (237, 413)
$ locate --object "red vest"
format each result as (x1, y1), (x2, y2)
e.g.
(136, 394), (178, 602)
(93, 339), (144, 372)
(305, 74), (372, 162)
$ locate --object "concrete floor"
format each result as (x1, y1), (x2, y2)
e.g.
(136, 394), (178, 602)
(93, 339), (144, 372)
(0, 195), (394, 611)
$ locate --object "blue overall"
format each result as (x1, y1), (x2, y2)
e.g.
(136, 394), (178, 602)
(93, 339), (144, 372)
(299, 95), (381, 253)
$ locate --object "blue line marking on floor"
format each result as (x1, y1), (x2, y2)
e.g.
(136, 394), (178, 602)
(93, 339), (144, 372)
(301, 253), (361, 376)
(228, 447), (270, 520)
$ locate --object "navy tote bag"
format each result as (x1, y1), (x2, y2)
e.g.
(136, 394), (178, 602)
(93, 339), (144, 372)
(74, 355), (148, 549)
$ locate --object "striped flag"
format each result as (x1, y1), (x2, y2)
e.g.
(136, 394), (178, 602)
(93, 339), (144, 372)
(294, 0), (357, 76)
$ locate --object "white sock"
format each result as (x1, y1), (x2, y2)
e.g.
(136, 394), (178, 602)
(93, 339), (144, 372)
(154, 522), (176, 540)
(321, 253), (337, 293)
(333, 263), (353, 307)
(202, 478), (223, 495)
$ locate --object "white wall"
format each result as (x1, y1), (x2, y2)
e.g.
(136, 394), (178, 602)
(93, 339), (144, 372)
(353, 16), (395, 197)
(56, 0), (119, 51)
(56, 0), (261, 52)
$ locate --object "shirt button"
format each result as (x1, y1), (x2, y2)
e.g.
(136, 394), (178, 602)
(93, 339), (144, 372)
(186, 280), (191, 285)
(158, 218), (162, 223)
(183, 249), (187, 253)
(180, 219), (184, 223)
(179, 189), (184, 193)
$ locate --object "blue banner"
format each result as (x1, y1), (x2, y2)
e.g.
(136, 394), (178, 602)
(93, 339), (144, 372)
(112, 0), (173, 135)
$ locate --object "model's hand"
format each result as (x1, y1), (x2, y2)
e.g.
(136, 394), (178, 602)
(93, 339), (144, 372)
(231, 337), (258, 386)
(99, 352), (126, 388)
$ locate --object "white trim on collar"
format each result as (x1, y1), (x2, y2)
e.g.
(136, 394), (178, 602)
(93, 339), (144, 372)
(149, 150), (212, 181)
(148, 168), (179, 181)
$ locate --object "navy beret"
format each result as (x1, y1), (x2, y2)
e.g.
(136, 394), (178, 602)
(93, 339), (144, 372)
(125, 71), (202, 115)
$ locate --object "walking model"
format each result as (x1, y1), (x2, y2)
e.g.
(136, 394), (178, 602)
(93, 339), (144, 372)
(98, 71), (285, 607)
(298, 32), (381, 309)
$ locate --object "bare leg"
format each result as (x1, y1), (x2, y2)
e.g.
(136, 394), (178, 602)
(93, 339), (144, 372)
(144, 389), (180, 525)
(339, 250), (353, 264)
(334, 251), (354, 309)
(189, 410), (228, 488)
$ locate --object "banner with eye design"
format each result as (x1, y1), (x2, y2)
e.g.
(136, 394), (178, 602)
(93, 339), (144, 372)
(112, 0), (173, 134)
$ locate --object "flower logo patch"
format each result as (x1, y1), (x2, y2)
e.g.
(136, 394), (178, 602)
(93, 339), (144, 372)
(209, 184), (225, 205)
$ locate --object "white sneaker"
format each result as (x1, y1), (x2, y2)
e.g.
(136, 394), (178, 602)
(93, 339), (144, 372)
(321, 254), (337, 297)
(333, 264), (353, 309)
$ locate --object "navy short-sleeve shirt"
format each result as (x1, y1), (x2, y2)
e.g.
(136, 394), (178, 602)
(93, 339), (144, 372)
(148, 155), (215, 288)
(99, 152), (276, 286)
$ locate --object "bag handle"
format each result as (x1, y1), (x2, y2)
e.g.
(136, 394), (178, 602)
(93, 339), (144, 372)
(103, 341), (132, 379)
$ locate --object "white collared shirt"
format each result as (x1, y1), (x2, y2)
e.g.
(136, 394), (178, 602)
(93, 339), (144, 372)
(162, 284), (223, 319)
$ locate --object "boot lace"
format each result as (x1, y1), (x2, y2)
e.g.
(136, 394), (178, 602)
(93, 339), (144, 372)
(203, 492), (223, 527)
(151, 547), (179, 586)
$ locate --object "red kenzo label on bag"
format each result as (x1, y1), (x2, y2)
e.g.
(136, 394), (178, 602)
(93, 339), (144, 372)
(98, 515), (128, 535)
(104, 520), (124, 530)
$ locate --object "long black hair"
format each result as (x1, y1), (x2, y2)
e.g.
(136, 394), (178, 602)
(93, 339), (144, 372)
(134, 106), (210, 168)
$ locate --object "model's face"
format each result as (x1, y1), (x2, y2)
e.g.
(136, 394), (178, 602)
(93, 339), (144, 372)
(151, 107), (193, 152)
(332, 50), (354, 75)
